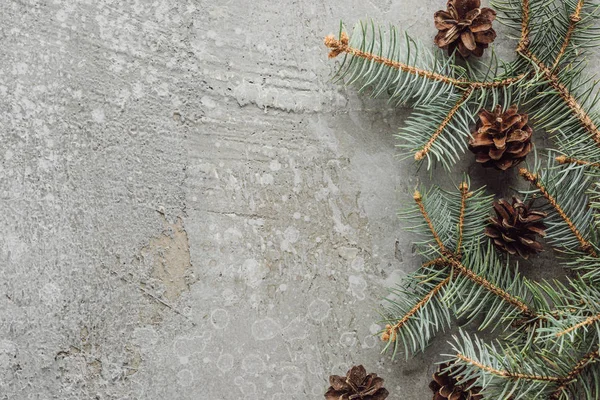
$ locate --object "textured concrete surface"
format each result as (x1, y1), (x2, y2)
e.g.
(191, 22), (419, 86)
(0, 0), (566, 399)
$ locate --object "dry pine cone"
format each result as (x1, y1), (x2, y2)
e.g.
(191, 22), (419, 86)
(430, 363), (483, 400)
(434, 0), (497, 57)
(325, 365), (389, 400)
(468, 105), (533, 170)
(485, 197), (547, 259)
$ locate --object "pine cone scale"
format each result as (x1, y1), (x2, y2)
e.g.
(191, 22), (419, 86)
(429, 362), (483, 400)
(325, 366), (389, 400)
(485, 197), (547, 259)
(469, 105), (533, 170)
(434, 0), (496, 57)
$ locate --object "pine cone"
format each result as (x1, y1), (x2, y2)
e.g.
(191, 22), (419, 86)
(485, 197), (547, 259)
(429, 363), (483, 400)
(468, 105), (533, 170)
(325, 365), (389, 400)
(434, 0), (497, 57)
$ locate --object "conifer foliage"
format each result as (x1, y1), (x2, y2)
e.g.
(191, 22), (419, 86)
(323, 0), (600, 399)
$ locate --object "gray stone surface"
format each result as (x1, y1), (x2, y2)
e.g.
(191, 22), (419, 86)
(0, 0), (577, 399)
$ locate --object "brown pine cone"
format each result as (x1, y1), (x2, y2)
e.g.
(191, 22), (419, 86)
(485, 197), (547, 259)
(429, 363), (483, 400)
(434, 0), (497, 57)
(468, 105), (533, 171)
(325, 365), (389, 400)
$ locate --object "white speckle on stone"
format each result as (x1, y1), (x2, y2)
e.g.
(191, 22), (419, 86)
(210, 308), (229, 329)
(349, 275), (367, 300)
(338, 247), (359, 260)
(269, 159), (281, 171)
(252, 318), (281, 341)
(260, 173), (274, 185)
(308, 299), (330, 322)
(242, 354), (266, 375)
(217, 354), (234, 372)
(92, 108), (105, 123)
(284, 226), (299, 243)
(177, 369), (194, 387)
(241, 258), (269, 288)
(351, 256), (365, 272)
(339, 331), (357, 347)
(201, 96), (217, 109)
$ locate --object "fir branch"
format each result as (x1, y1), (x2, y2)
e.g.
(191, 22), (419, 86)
(447, 257), (536, 319)
(414, 89), (473, 161)
(551, 0), (585, 70)
(414, 190), (448, 254)
(324, 31), (527, 89)
(380, 263), (453, 357)
(324, 32), (464, 86)
(382, 274), (451, 343)
(456, 353), (562, 382)
(517, 0), (531, 52)
(522, 49), (600, 148)
(556, 313), (600, 338)
(519, 167), (598, 256)
(455, 182), (472, 256)
(551, 349), (600, 398)
(556, 155), (600, 169)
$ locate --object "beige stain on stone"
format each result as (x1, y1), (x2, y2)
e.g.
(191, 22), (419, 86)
(142, 217), (192, 303)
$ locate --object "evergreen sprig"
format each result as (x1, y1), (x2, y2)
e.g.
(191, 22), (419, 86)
(323, 0), (600, 398)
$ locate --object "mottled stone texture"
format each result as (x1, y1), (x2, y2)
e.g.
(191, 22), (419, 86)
(0, 1), (552, 399)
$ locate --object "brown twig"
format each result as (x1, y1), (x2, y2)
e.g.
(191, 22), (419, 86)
(519, 168), (598, 257)
(448, 258), (536, 318)
(414, 190), (448, 253)
(456, 182), (473, 255)
(521, 49), (600, 147)
(456, 353), (562, 382)
(382, 275), (452, 342)
(551, 349), (600, 398)
(552, 0), (585, 70)
(415, 89), (473, 161)
(556, 313), (600, 337)
(324, 33), (525, 89)
(556, 155), (600, 169)
(517, 0), (531, 52)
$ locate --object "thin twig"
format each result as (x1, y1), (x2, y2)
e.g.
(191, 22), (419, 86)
(382, 275), (452, 342)
(556, 155), (600, 169)
(519, 168), (598, 257)
(448, 258), (536, 318)
(551, 349), (600, 397)
(415, 89), (473, 161)
(521, 49), (600, 147)
(324, 33), (525, 89)
(456, 353), (562, 382)
(556, 313), (600, 337)
(414, 190), (448, 253)
(456, 182), (472, 256)
(517, 0), (531, 52)
(552, 0), (585, 70)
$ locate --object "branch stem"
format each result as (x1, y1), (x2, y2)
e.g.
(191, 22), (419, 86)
(448, 258), (536, 318)
(456, 353), (562, 382)
(556, 155), (600, 169)
(552, 0), (585, 70)
(415, 89), (473, 161)
(519, 168), (598, 257)
(556, 313), (600, 337)
(382, 275), (451, 342)
(456, 182), (472, 256)
(413, 191), (448, 253)
(324, 33), (525, 89)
